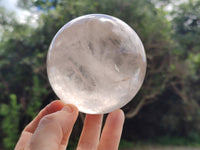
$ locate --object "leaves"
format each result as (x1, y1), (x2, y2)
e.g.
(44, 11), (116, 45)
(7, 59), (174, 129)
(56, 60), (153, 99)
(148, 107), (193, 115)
(0, 94), (21, 149)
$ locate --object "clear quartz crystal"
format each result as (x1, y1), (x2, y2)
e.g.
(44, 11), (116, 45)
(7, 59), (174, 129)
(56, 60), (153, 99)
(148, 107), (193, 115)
(47, 14), (146, 114)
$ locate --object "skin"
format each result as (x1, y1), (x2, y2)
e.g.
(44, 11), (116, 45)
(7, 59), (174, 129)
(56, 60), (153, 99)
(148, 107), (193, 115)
(15, 100), (125, 150)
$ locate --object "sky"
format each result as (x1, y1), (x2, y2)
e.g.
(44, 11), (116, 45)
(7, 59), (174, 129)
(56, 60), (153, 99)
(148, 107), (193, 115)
(0, 0), (18, 10)
(0, 0), (189, 24)
(0, 0), (39, 25)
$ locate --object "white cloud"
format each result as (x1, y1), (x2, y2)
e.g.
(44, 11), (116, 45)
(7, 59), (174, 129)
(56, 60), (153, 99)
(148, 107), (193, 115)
(0, 0), (18, 10)
(0, 0), (39, 26)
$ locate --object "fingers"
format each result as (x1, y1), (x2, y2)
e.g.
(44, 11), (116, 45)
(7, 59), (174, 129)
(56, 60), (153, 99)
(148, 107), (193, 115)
(97, 109), (125, 150)
(25, 104), (79, 150)
(25, 100), (65, 133)
(77, 114), (103, 150)
(15, 100), (125, 150)
(15, 100), (65, 150)
(77, 110), (124, 150)
(14, 131), (32, 150)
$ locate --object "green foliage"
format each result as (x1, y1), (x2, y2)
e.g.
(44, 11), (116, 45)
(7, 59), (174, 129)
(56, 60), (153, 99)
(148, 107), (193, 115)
(0, 7), (49, 149)
(119, 139), (134, 148)
(154, 136), (200, 147)
(26, 75), (47, 118)
(131, 135), (200, 147)
(0, 94), (21, 150)
(173, 0), (200, 51)
(187, 53), (200, 79)
(171, 0), (200, 134)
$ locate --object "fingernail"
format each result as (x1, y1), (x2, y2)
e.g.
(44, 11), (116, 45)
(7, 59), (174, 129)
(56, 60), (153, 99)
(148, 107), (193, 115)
(62, 105), (73, 113)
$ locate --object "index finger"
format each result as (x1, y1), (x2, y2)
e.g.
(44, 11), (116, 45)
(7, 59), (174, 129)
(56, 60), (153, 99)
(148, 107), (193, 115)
(24, 100), (65, 133)
(15, 100), (65, 150)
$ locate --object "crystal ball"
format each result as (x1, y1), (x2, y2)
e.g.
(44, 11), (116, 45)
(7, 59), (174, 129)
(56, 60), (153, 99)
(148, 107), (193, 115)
(47, 14), (146, 114)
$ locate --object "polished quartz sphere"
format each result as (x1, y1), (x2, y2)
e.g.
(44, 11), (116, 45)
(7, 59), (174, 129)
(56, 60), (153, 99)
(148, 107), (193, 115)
(47, 14), (146, 114)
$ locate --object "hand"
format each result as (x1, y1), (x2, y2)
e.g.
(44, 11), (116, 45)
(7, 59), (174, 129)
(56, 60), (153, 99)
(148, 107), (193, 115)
(15, 100), (125, 150)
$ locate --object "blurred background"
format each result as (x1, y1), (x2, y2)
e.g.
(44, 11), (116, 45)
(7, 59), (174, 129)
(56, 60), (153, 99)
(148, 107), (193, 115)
(0, 0), (199, 149)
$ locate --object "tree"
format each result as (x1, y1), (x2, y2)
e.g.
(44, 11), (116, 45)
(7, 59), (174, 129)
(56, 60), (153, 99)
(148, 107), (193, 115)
(169, 0), (200, 137)
(125, 0), (200, 140)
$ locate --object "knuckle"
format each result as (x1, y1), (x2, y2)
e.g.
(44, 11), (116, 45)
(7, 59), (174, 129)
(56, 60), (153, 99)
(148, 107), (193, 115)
(39, 114), (57, 126)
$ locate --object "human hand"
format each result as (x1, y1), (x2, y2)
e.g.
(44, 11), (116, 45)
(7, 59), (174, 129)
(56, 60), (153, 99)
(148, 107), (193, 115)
(15, 100), (125, 150)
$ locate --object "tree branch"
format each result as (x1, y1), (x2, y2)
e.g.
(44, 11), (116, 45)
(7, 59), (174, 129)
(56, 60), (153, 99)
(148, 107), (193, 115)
(125, 98), (146, 118)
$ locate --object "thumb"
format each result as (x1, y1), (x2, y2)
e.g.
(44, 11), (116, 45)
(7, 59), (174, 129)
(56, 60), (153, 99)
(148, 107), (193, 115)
(25, 104), (79, 150)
